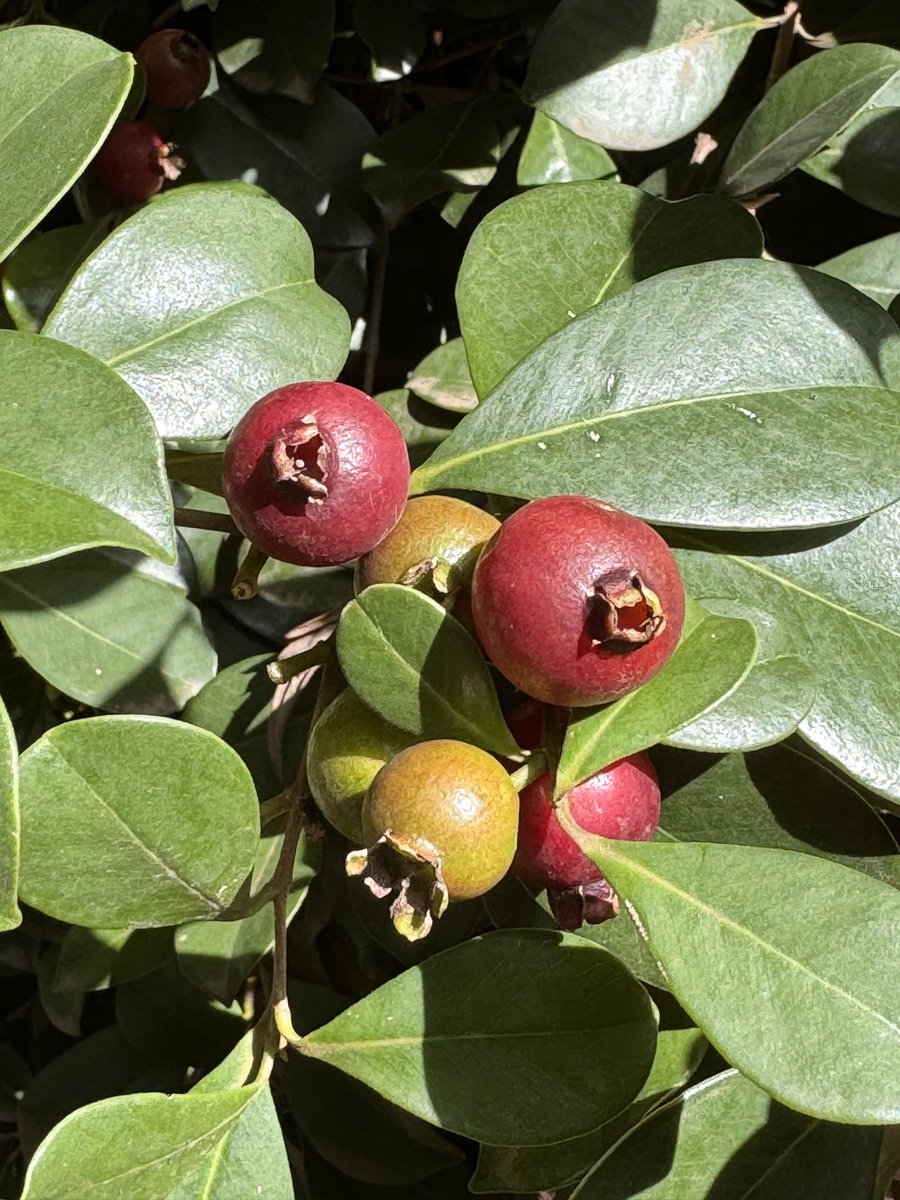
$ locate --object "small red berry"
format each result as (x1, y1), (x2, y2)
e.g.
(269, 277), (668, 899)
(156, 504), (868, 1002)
(135, 29), (211, 109)
(514, 752), (661, 929)
(223, 382), (411, 568)
(472, 496), (685, 706)
(93, 120), (183, 205)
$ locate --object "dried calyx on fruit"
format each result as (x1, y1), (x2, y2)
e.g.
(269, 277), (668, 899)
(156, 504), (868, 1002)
(514, 751), (661, 932)
(472, 495), (685, 706)
(135, 28), (211, 108)
(347, 740), (518, 940)
(355, 494), (499, 597)
(93, 121), (183, 206)
(223, 382), (410, 567)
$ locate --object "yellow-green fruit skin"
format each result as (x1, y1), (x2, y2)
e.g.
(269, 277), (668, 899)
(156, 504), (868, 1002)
(354, 495), (500, 593)
(307, 690), (417, 844)
(363, 740), (519, 901)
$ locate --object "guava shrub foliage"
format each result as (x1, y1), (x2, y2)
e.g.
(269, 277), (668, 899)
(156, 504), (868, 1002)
(0, 1), (899, 1197)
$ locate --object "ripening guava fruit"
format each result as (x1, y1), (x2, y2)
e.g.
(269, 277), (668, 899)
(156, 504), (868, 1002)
(93, 120), (182, 205)
(135, 28), (211, 108)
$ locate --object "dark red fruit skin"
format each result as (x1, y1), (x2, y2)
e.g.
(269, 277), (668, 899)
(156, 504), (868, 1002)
(223, 382), (411, 568)
(504, 699), (546, 752)
(472, 496), (685, 706)
(93, 121), (168, 205)
(135, 29), (211, 108)
(513, 751), (660, 891)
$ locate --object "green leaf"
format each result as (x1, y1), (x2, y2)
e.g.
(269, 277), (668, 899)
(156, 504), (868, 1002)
(565, 831), (900, 1123)
(572, 1069), (882, 1199)
(164, 448), (224, 496)
(414, 260), (900, 530)
(214, 0), (334, 103)
(456, 182), (762, 396)
(336, 584), (519, 756)
(654, 743), (900, 887)
(42, 183), (351, 439)
(817, 231), (900, 307)
(722, 42), (900, 196)
(0, 695), (19, 931)
(663, 597), (815, 753)
(0, 26), (132, 260)
(53, 925), (172, 992)
(557, 612), (758, 795)
(517, 110), (619, 187)
(18, 716), (258, 927)
(470, 1027), (707, 1194)
(0, 547), (217, 715)
(0, 332), (175, 570)
(2, 221), (106, 333)
(35, 945), (84, 1038)
(354, 0), (426, 82)
(801, 82), (900, 217)
(407, 339), (478, 413)
(524, 0), (760, 151)
(304, 929), (658, 1146)
(20, 1085), (259, 1200)
(675, 504), (900, 800)
(376, 388), (456, 469)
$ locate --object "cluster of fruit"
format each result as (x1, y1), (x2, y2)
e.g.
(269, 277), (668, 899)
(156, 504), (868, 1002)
(223, 382), (686, 940)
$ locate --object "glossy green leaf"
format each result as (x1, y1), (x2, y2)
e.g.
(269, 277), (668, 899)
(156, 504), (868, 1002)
(414, 260), (900, 529)
(0, 26), (132, 260)
(565, 829), (900, 1123)
(664, 597), (815, 753)
(722, 42), (900, 196)
(517, 110), (619, 187)
(214, 0), (334, 103)
(304, 929), (657, 1145)
(557, 613), (757, 795)
(654, 743), (900, 887)
(471, 1027), (707, 1194)
(676, 504), (900, 800)
(818, 231), (900, 307)
(0, 547), (217, 715)
(0, 332), (175, 570)
(2, 221), (106, 333)
(18, 716), (258, 927)
(801, 82), (900, 217)
(456, 182), (762, 396)
(407, 339), (478, 413)
(0, 695), (19, 931)
(524, 0), (760, 151)
(20, 1085), (259, 1200)
(42, 184), (350, 439)
(53, 925), (172, 992)
(354, 0), (425, 81)
(336, 584), (519, 756)
(573, 1069), (881, 1199)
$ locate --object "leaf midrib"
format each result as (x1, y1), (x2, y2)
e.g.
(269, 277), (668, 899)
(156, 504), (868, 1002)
(0, 53), (120, 160)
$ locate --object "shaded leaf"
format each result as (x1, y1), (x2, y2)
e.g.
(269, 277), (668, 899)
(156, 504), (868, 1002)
(336, 584), (519, 756)
(2, 221), (106, 333)
(354, 0), (426, 82)
(525, 0), (760, 151)
(165, 448), (224, 496)
(517, 110), (619, 186)
(53, 925), (172, 992)
(305, 929), (657, 1145)
(414, 260), (900, 530)
(214, 0), (335, 103)
(0, 26), (132, 260)
(407, 338), (478, 413)
(35, 946), (83, 1038)
(801, 84), (900, 217)
(0, 332), (175, 570)
(817, 231), (900, 307)
(376, 388), (456, 469)
(18, 716), (258, 927)
(0, 695), (19, 931)
(42, 183), (350, 439)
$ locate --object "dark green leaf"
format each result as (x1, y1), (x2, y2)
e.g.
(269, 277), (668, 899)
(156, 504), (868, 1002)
(573, 1069), (881, 1199)
(414, 260), (900, 529)
(35, 945), (83, 1037)
(818, 231), (900, 307)
(524, 0), (760, 151)
(304, 928), (657, 1145)
(0, 26), (132, 260)
(0, 332), (175, 570)
(164, 448), (224, 496)
(722, 42), (900, 196)
(18, 716), (258, 927)
(566, 830), (900, 1123)
(354, 0), (426, 82)
(336, 584), (519, 756)
(53, 925), (172, 992)
(470, 1027), (707, 1194)
(376, 389), (456, 469)
(2, 221), (106, 333)
(675, 504), (900, 800)
(557, 612), (757, 795)
(517, 110), (619, 187)
(0, 547), (217, 715)
(457, 182), (762, 395)
(214, 0), (335, 103)
(407, 339), (478, 413)
(0, 695), (18, 931)
(42, 183), (350, 439)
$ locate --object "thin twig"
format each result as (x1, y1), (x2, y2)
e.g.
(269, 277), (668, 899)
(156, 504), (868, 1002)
(414, 29), (523, 72)
(509, 751), (547, 793)
(174, 506), (240, 535)
(267, 637), (332, 684)
(231, 545), (269, 599)
(765, 1), (799, 92)
(363, 247), (388, 396)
